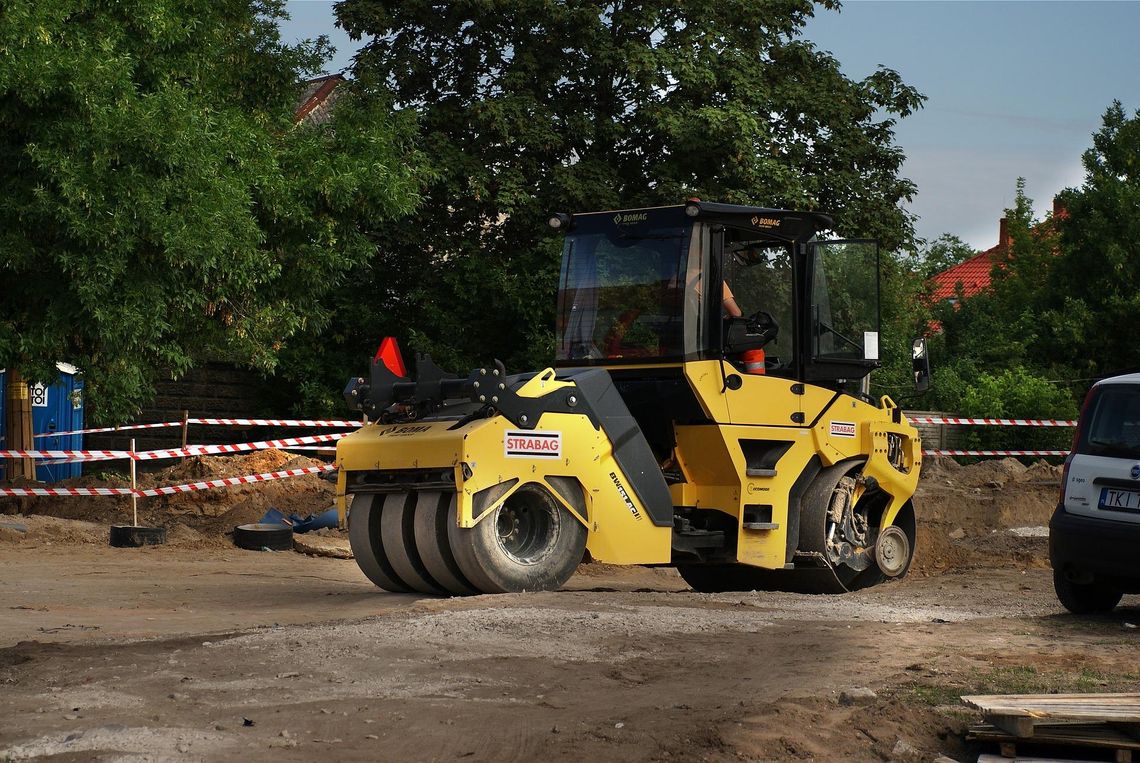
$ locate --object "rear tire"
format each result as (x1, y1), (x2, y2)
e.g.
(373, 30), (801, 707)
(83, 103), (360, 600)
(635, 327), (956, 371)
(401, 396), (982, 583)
(449, 483), (586, 593)
(1053, 569), (1122, 614)
(348, 493), (412, 593)
(380, 492), (447, 595)
(413, 492), (479, 596)
(676, 564), (780, 593)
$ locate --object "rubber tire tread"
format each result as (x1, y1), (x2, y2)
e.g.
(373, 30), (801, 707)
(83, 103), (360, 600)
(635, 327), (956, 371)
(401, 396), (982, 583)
(348, 494), (412, 592)
(677, 564), (848, 594)
(1053, 568), (1123, 614)
(449, 507), (502, 595)
(233, 523), (292, 551)
(450, 484), (587, 594)
(380, 492), (447, 595)
(413, 492), (479, 596)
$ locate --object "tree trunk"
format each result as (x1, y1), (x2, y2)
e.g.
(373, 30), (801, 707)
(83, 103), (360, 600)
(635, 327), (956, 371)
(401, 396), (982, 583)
(4, 368), (36, 481)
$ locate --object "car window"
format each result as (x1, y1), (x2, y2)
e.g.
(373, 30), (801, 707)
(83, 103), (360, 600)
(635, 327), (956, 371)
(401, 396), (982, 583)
(1079, 385), (1140, 459)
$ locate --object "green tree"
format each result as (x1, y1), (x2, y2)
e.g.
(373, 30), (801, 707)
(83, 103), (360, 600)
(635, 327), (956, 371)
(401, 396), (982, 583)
(334, 0), (926, 373)
(0, 0), (422, 425)
(1049, 100), (1140, 379)
(917, 233), (975, 279)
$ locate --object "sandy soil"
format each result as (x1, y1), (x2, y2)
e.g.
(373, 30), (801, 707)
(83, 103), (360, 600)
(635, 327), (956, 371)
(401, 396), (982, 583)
(2, 455), (1140, 761)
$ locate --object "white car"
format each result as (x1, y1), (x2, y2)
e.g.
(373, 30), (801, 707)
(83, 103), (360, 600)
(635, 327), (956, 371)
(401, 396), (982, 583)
(1052, 372), (1140, 613)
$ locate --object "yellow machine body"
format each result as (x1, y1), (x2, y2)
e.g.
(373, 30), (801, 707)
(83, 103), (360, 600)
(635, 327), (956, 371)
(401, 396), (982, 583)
(337, 361), (921, 572)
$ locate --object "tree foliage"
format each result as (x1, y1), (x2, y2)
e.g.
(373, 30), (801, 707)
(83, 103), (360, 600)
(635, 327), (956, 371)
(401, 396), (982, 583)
(0, 0), (422, 423)
(916, 233), (974, 279)
(333, 0), (926, 376)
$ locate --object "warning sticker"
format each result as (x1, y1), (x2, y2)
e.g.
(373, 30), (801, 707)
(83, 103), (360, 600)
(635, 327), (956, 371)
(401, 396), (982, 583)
(829, 421), (857, 438)
(504, 430), (562, 459)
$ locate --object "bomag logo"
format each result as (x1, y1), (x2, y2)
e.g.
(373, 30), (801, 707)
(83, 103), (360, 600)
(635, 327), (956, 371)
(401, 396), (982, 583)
(751, 215), (779, 228)
(613, 212), (648, 225)
(609, 471), (642, 521)
(376, 424), (432, 437)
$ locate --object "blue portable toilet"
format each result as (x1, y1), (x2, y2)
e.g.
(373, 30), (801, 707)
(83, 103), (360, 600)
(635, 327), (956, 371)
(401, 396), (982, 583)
(0, 363), (85, 482)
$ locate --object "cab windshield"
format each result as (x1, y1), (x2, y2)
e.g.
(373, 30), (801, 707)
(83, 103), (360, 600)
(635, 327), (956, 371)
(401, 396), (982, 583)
(556, 211), (697, 362)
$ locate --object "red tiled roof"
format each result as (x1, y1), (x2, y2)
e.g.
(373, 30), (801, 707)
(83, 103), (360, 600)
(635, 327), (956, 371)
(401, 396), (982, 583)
(929, 243), (1004, 302)
(294, 74), (345, 125)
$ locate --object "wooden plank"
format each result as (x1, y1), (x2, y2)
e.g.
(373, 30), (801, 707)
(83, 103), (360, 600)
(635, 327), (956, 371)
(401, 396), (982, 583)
(964, 694), (1140, 724)
(970, 722), (1140, 750)
(979, 755), (1100, 763)
(990, 714), (1039, 738)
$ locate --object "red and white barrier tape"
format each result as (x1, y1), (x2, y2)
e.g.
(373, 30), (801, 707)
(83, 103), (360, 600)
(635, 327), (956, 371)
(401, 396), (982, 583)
(909, 416), (1076, 427)
(0, 433), (348, 463)
(924, 449), (1068, 457)
(0, 449), (129, 461)
(33, 421), (183, 438)
(0, 464), (338, 497)
(34, 417), (363, 439)
(0, 485), (137, 497)
(132, 432), (348, 461)
(135, 464), (337, 497)
(189, 417), (361, 428)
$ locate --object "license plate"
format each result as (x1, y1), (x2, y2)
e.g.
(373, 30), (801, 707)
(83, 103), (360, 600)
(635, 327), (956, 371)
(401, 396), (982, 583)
(1098, 487), (1140, 513)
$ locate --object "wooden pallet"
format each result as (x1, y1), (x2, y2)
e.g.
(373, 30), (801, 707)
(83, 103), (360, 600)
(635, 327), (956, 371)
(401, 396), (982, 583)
(964, 694), (1140, 763)
(970, 722), (1140, 762)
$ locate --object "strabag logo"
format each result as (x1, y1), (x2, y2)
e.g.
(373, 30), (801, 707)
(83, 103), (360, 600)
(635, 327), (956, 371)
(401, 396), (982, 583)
(609, 471), (642, 521)
(830, 421), (857, 438)
(613, 212), (648, 225)
(504, 430), (561, 459)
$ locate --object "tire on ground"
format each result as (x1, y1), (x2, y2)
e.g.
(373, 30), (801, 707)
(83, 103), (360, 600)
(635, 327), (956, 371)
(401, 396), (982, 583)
(413, 491), (479, 596)
(348, 493), (412, 593)
(110, 524), (167, 548)
(1053, 568), (1122, 614)
(232, 523), (292, 551)
(448, 483), (587, 594)
(676, 564), (779, 593)
(380, 492), (447, 595)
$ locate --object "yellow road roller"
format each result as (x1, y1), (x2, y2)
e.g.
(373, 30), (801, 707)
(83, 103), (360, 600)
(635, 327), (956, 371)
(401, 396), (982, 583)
(336, 201), (926, 595)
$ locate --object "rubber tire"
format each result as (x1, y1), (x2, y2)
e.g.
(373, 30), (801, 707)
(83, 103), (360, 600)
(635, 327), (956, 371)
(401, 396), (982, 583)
(110, 525), (167, 548)
(232, 523), (292, 551)
(348, 493), (412, 593)
(1053, 568), (1123, 614)
(677, 564), (783, 593)
(800, 461), (889, 592)
(413, 492), (479, 596)
(449, 483), (587, 594)
(380, 492), (447, 595)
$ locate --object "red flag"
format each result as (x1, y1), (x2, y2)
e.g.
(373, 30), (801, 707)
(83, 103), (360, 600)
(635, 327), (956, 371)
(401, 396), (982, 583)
(373, 337), (407, 377)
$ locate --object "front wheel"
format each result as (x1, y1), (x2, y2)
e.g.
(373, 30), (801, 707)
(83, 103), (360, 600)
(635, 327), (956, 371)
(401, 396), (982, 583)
(800, 464), (916, 591)
(449, 483), (588, 593)
(1053, 569), (1122, 614)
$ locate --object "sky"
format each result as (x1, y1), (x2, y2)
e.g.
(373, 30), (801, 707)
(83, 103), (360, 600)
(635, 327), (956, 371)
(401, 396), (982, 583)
(280, 0), (1140, 252)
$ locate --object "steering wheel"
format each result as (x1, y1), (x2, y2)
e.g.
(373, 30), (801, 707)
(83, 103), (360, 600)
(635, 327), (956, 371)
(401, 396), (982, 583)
(744, 310), (779, 344)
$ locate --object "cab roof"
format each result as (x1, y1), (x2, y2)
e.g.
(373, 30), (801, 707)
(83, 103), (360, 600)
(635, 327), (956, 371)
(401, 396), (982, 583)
(571, 202), (835, 244)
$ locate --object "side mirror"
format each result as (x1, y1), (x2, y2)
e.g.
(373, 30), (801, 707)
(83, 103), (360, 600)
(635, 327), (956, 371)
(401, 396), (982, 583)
(912, 338), (931, 393)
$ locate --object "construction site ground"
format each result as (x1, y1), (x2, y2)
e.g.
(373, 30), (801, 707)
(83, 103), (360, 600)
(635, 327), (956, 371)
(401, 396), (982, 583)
(2, 453), (1139, 761)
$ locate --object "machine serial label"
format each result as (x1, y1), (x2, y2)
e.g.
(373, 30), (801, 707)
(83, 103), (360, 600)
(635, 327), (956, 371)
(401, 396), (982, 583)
(609, 472), (642, 521)
(830, 421), (857, 438)
(504, 430), (562, 459)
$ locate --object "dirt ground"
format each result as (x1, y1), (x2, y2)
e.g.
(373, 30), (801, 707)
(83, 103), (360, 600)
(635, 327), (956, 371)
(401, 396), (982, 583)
(2, 454), (1140, 762)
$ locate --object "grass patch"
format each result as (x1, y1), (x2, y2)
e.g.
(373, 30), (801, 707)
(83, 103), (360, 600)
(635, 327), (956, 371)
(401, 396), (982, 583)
(890, 665), (1140, 710)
